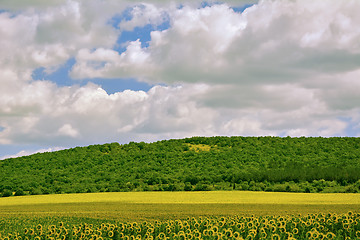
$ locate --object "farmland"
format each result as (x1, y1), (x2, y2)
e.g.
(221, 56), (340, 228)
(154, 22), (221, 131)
(1, 137), (360, 238)
(0, 191), (359, 239)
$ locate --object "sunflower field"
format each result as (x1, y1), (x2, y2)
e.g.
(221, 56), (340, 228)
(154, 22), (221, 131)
(1, 211), (359, 240)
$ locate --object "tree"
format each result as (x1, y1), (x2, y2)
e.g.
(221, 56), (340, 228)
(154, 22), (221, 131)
(2, 189), (13, 197)
(14, 189), (25, 196)
(184, 182), (192, 191)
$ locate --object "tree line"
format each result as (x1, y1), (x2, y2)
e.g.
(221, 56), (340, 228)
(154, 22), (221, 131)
(1, 136), (360, 197)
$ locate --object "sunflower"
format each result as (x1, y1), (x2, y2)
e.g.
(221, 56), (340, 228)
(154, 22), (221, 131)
(178, 233), (186, 240)
(233, 231), (241, 238)
(271, 233), (280, 240)
(36, 224), (43, 232)
(305, 231), (313, 239)
(270, 225), (277, 233)
(277, 221), (286, 228)
(305, 220), (312, 227)
(193, 230), (201, 238)
(343, 223), (350, 230)
(186, 233), (194, 239)
(236, 222), (245, 230)
(245, 235), (254, 240)
(326, 232), (336, 240)
(225, 229), (233, 238)
(248, 229), (257, 238)
(259, 231), (267, 239)
(246, 221), (254, 229)
(107, 231), (114, 238)
(260, 218), (268, 226)
(314, 221), (320, 229)
(312, 230), (319, 239)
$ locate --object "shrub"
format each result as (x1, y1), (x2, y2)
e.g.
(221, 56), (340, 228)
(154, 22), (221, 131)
(184, 182), (193, 191)
(2, 189), (13, 197)
(194, 183), (211, 191)
(30, 188), (43, 195)
(14, 189), (26, 196)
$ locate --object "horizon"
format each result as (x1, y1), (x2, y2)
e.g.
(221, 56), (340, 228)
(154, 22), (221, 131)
(1, 135), (358, 160)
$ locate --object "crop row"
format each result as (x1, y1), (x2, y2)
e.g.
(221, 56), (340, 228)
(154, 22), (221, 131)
(0, 211), (359, 239)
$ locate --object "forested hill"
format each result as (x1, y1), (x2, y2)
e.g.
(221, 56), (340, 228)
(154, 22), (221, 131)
(1, 136), (360, 197)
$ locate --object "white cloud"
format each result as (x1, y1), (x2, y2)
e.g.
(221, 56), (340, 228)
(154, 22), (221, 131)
(0, 0), (121, 77)
(0, 0), (360, 159)
(312, 69), (360, 111)
(0, 0), (258, 10)
(71, 41), (153, 79)
(58, 124), (79, 138)
(118, 3), (169, 32)
(0, 0), (66, 10)
(0, 81), (214, 146)
(0, 147), (65, 160)
(66, 0), (360, 133)
(71, 1), (360, 85)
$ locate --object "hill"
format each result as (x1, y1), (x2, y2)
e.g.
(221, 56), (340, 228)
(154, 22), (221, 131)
(1, 136), (360, 196)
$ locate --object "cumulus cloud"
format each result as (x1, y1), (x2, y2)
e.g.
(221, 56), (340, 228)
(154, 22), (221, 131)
(0, 0), (121, 78)
(70, 41), (153, 79)
(118, 3), (169, 32)
(58, 124), (80, 138)
(67, 0), (360, 133)
(1, 0), (360, 159)
(0, 81), (215, 146)
(72, 1), (360, 86)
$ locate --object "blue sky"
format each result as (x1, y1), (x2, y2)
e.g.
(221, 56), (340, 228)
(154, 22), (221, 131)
(32, 58), (153, 94)
(0, 0), (359, 159)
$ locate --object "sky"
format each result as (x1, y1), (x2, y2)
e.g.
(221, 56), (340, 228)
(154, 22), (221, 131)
(1, 0), (360, 160)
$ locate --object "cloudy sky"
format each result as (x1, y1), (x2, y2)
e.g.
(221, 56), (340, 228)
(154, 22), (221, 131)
(1, 0), (360, 159)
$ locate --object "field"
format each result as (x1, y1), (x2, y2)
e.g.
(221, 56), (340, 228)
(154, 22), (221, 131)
(1, 191), (360, 239)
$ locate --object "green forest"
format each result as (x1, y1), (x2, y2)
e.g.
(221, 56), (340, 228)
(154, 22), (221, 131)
(1, 136), (360, 197)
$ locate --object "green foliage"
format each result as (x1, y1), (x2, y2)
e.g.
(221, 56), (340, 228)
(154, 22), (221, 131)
(1, 189), (13, 197)
(1, 137), (360, 195)
(14, 188), (25, 196)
